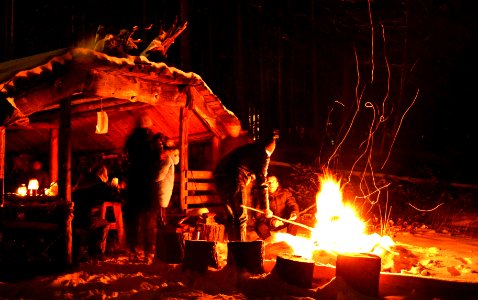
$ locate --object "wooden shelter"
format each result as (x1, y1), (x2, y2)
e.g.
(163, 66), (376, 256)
(0, 48), (242, 264)
(0, 47), (242, 203)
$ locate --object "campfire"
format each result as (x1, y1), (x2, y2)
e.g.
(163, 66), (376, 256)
(272, 171), (395, 267)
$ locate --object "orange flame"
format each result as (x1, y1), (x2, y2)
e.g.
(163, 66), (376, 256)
(273, 172), (395, 263)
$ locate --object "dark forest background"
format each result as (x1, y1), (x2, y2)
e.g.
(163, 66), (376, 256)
(2, 0), (478, 183)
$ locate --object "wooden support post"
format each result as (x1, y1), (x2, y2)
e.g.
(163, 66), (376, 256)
(336, 253), (381, 298)
(182, 240), (219, 273)
(58, 98), (71, 202)
(58, 97), (72, 266)
(0, 126), (5, 207)
(274, 254), (315, 288)
(227, 240), (265, 274)
(49, 128), (58, 185)
(179, 105), (189, 212)
(211, 136), (220, 170)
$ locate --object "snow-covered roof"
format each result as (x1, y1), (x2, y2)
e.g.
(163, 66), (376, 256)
(0, 48), (241, 154)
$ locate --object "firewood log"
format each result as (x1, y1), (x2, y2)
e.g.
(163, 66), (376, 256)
(156, 226), (184, 263)
(182, 240), (219, 273)
(335, 253), (381, 297)
(227, 240), (264, 274)
(274, 254), (315, 288)
(196, 223), (225, 242)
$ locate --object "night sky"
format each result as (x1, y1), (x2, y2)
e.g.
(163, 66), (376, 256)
(2, 0), (478, 182)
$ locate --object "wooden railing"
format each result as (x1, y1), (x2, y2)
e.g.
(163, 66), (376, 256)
(177, 170), (222, 213)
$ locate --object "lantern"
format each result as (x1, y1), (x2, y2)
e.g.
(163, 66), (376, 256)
(17, 184), (27, 196)
(28, 179), (39, 196)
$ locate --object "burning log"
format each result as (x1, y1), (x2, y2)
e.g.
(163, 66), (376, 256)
(335, 253), (381, 298)
(274, 254), (315, 288)
(227, 240), (264, 274)
(182, 240), (219, 273)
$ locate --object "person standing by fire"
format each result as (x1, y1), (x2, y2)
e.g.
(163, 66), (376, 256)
(123, 113), (158, 262)
(213, 130), (279, 241)
(153, 137), (180, 262)
(254, 175), (299, 239)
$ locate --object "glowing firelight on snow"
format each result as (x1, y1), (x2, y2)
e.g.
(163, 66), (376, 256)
(273, 172), (395, 261)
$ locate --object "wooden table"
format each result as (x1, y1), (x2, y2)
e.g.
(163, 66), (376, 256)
(0, 193), (72, 271)
(2, 194), (68, 225)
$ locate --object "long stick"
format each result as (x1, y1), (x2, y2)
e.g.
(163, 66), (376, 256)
(298, 203), (316, 216)
(241, 204), (315, 232)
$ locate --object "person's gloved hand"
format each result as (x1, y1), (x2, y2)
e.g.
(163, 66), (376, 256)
(289, 213), (298, 221)
(264, 209), (273, 218)
(271, 219), (284, 228)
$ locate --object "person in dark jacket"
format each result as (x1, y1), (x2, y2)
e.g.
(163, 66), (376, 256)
(213, 131), (279, 241)
(72, 164), (114, 261)
(255, 175), (300, 239)
(123, 113), (158, 261)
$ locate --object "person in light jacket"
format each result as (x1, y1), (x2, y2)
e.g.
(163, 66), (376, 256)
(155, 139), (179, 226)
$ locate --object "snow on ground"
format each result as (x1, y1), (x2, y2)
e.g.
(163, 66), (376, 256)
(1, 225), (478, 300)
(391, 228), (478, 280)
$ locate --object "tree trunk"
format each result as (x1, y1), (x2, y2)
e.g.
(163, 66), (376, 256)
(234, 1), (246, 128)
(0, 126), (5, 207)
(180, 0), (192, 70)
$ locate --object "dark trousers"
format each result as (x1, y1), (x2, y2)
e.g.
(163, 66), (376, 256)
(125, 209), (158, 254)
(215, 174), (250, 241)
(73, 219), (109, 261)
